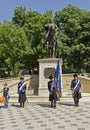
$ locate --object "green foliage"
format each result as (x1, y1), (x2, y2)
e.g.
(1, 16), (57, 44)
(0, 5), (90, 77)
(0, 22), (29, 76)
(55, 4), (90, 73)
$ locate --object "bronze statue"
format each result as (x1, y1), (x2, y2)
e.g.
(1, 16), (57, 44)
(44, 19), (58, 58)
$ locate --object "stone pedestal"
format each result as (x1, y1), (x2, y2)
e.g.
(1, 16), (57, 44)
(38, 58), (62, 97)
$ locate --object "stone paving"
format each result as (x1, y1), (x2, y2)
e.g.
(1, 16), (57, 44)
(0, 97), (90, 130)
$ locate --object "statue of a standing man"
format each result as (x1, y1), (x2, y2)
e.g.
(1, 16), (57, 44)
(44, 19), (58, 58)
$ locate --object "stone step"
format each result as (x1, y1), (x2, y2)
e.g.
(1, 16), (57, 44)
(9, 95), (49, 103)
(8, 93), (90, 103)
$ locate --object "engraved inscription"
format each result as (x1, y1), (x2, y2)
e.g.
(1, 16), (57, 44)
(44, 68), (55, 78)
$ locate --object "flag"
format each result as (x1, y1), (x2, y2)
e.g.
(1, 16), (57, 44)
(55, 59), (62, 97)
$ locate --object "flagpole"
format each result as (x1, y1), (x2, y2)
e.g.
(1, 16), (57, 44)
(55, 57), (63, 102)
(58, 55), (63, 96)
(60, 59), (63, 95)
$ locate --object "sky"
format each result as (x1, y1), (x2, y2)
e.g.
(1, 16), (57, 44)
(0, 0), (90, 23)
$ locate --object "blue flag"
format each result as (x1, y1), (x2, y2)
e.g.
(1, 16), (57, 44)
(55, 59), (62, 97)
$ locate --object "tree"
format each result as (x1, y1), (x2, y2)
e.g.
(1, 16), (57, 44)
(1, 5), (90, 76)
(0, 22), (30, 76)
(13, 8), (53, 70)
(54, 4), (90, 73)
(12, 6), (27, 27)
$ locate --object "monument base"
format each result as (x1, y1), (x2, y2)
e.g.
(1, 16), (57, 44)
(38, 58), (62, 97)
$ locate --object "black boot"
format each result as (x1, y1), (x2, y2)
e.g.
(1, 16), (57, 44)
(22, 103), (24, 108)
(54, 104), (56, 108)
(51, 101), (53, 107)
(20, 103), (22, 108)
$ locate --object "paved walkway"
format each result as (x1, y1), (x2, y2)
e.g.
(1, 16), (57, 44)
(0, 95), (90, 130)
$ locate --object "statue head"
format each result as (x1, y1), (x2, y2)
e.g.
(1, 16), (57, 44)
(49, 18), (53, 23)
